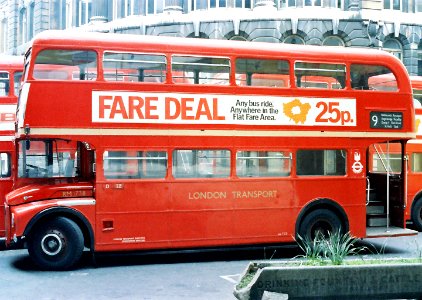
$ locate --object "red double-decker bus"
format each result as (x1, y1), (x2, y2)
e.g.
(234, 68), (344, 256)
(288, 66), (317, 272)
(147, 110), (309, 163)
(404, 76), (422, 230)
(5, 31), (416, 269)
(0, 55), (22, 242)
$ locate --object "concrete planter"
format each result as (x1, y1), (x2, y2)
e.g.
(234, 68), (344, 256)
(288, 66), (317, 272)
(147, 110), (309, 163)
(234, 261), (422, 300)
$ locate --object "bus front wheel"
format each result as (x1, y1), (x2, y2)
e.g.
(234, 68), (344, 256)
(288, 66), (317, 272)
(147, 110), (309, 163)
(27, 216), (84, 270)
(411, 199), (422, 232)
(298, 209), (343, 241)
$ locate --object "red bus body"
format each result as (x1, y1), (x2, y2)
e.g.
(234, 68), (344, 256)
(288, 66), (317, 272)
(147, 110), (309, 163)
(366, 75), (422, 231)
(5, 31), (417, 269)
(405, 76), (422, 230)
(0, 55), (22, 241)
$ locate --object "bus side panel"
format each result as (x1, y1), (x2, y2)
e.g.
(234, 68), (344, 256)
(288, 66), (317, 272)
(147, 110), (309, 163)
(293, 177), (367, 238)
(232, 179), (295, 243)
(0, 176), (13, 238)
(95, 181), (171, 250)
(0, 144), (14, 239)
(406, 143), (422, 222)
(170, 180), (234, 246)
(407, 172), (422, 221)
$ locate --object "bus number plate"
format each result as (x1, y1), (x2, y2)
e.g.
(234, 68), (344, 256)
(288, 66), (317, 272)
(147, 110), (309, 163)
(370, 112), (402, 129)
(104, 183), (124, 189)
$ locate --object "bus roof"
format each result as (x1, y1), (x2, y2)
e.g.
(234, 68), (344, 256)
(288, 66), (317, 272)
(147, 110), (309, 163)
(410, 76), (422, 89)
(31, 30), (403, 67)
(0, 55), (23, 69)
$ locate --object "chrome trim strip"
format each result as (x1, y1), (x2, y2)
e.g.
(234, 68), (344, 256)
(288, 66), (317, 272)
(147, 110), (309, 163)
(57, 199), (96, 206)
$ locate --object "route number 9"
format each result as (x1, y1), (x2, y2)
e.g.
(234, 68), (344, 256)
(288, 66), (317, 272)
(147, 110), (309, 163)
(371, 115), (378, 127)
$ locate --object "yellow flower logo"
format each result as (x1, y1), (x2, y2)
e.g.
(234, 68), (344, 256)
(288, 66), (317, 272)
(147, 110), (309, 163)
(283, 99), (311, 124)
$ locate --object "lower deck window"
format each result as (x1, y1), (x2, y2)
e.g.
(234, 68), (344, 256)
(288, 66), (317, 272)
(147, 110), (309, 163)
(103, 150), (167, 179)
(372, 153), (402, 173)
(0, 152), (11, 178)
(297, 149), (346, 176)
(370, 143), (402, 173)
(412, 152), (422, 173)
(172, 149), (230, 178)
(236, 151), (291, 177)
(0, 72), (9, 96)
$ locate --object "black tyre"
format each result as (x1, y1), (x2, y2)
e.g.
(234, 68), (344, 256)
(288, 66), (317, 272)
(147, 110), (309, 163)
(298, 209), (343, 241)
(27, 217), (84, 270)
(411, 199), (422, 232)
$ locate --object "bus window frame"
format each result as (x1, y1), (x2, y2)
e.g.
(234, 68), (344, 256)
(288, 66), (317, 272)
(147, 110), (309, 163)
(31, 48), (99, 81)
(294, 61), (347, 90)
(171, 54), (231, 85)
(102, 50), (167, 83)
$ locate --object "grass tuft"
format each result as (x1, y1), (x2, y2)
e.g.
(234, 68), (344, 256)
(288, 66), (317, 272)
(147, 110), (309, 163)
(296, 230), (367, 265)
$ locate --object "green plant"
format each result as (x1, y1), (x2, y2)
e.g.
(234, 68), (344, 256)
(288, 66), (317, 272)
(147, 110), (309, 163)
(412, 238), (422, 262)
(295, 231), (325, 264)
(295, 230), (367, 265)
(323, 230), (366, 265)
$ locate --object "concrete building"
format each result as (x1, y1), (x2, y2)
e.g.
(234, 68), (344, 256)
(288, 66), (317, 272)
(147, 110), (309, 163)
(0, 0), (421, 74)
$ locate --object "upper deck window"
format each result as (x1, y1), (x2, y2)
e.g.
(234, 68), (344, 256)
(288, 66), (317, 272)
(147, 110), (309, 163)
(295, 62), (345, 89)
(33, 49), (97, 80)
(14, 71), (22, 96)
(171, 56), (230, 85)
(103, 52), (166, 83)
(235, 58), (290, 87)
(0, 72), (9, 96)
(350, 64), (398, 91)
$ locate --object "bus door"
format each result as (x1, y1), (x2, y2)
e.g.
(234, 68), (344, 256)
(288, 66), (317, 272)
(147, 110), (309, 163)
(366, 142), (407, 236)
(0, 144), (13, 240)
(96, 149), (170, 249)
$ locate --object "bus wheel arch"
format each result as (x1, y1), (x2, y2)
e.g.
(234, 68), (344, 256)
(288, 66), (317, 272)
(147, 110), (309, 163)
(411, 196), (422, 231)
(24, 207), (95, 269)
(295, 199), (349, 241)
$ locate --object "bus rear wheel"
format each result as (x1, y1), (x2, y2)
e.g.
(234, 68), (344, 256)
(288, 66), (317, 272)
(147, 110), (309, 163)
(298, 209), (343, 241)
(27, 217), (84, 270)
(411, 199), (422, 232)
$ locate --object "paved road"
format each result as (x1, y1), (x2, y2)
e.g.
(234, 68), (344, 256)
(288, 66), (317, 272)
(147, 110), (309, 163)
(0, 233), (422, 300)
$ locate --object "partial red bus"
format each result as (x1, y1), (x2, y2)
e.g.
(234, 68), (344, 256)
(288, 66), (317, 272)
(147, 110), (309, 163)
(405, 76), (422, 230)
(5, 31), (416, 269)
(0, 55), (22, 242)
(368, 76), (422, 231)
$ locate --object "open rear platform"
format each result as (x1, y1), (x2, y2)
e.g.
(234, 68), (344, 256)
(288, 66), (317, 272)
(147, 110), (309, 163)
(366, 227), (418, 238)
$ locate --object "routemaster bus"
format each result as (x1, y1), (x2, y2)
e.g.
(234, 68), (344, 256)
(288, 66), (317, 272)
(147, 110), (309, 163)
(0, 55), (22, 242)
(4, 30), (417, 270)
(367, 76), (422, 231)
(405, 76), (422, 230)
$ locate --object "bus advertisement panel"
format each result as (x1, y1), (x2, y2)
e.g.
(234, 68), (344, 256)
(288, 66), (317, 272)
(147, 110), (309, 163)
(4, 31), (416, 269)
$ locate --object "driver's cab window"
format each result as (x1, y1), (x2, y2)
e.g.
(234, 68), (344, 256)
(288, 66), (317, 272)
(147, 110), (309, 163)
(18, 140), (78, 178)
